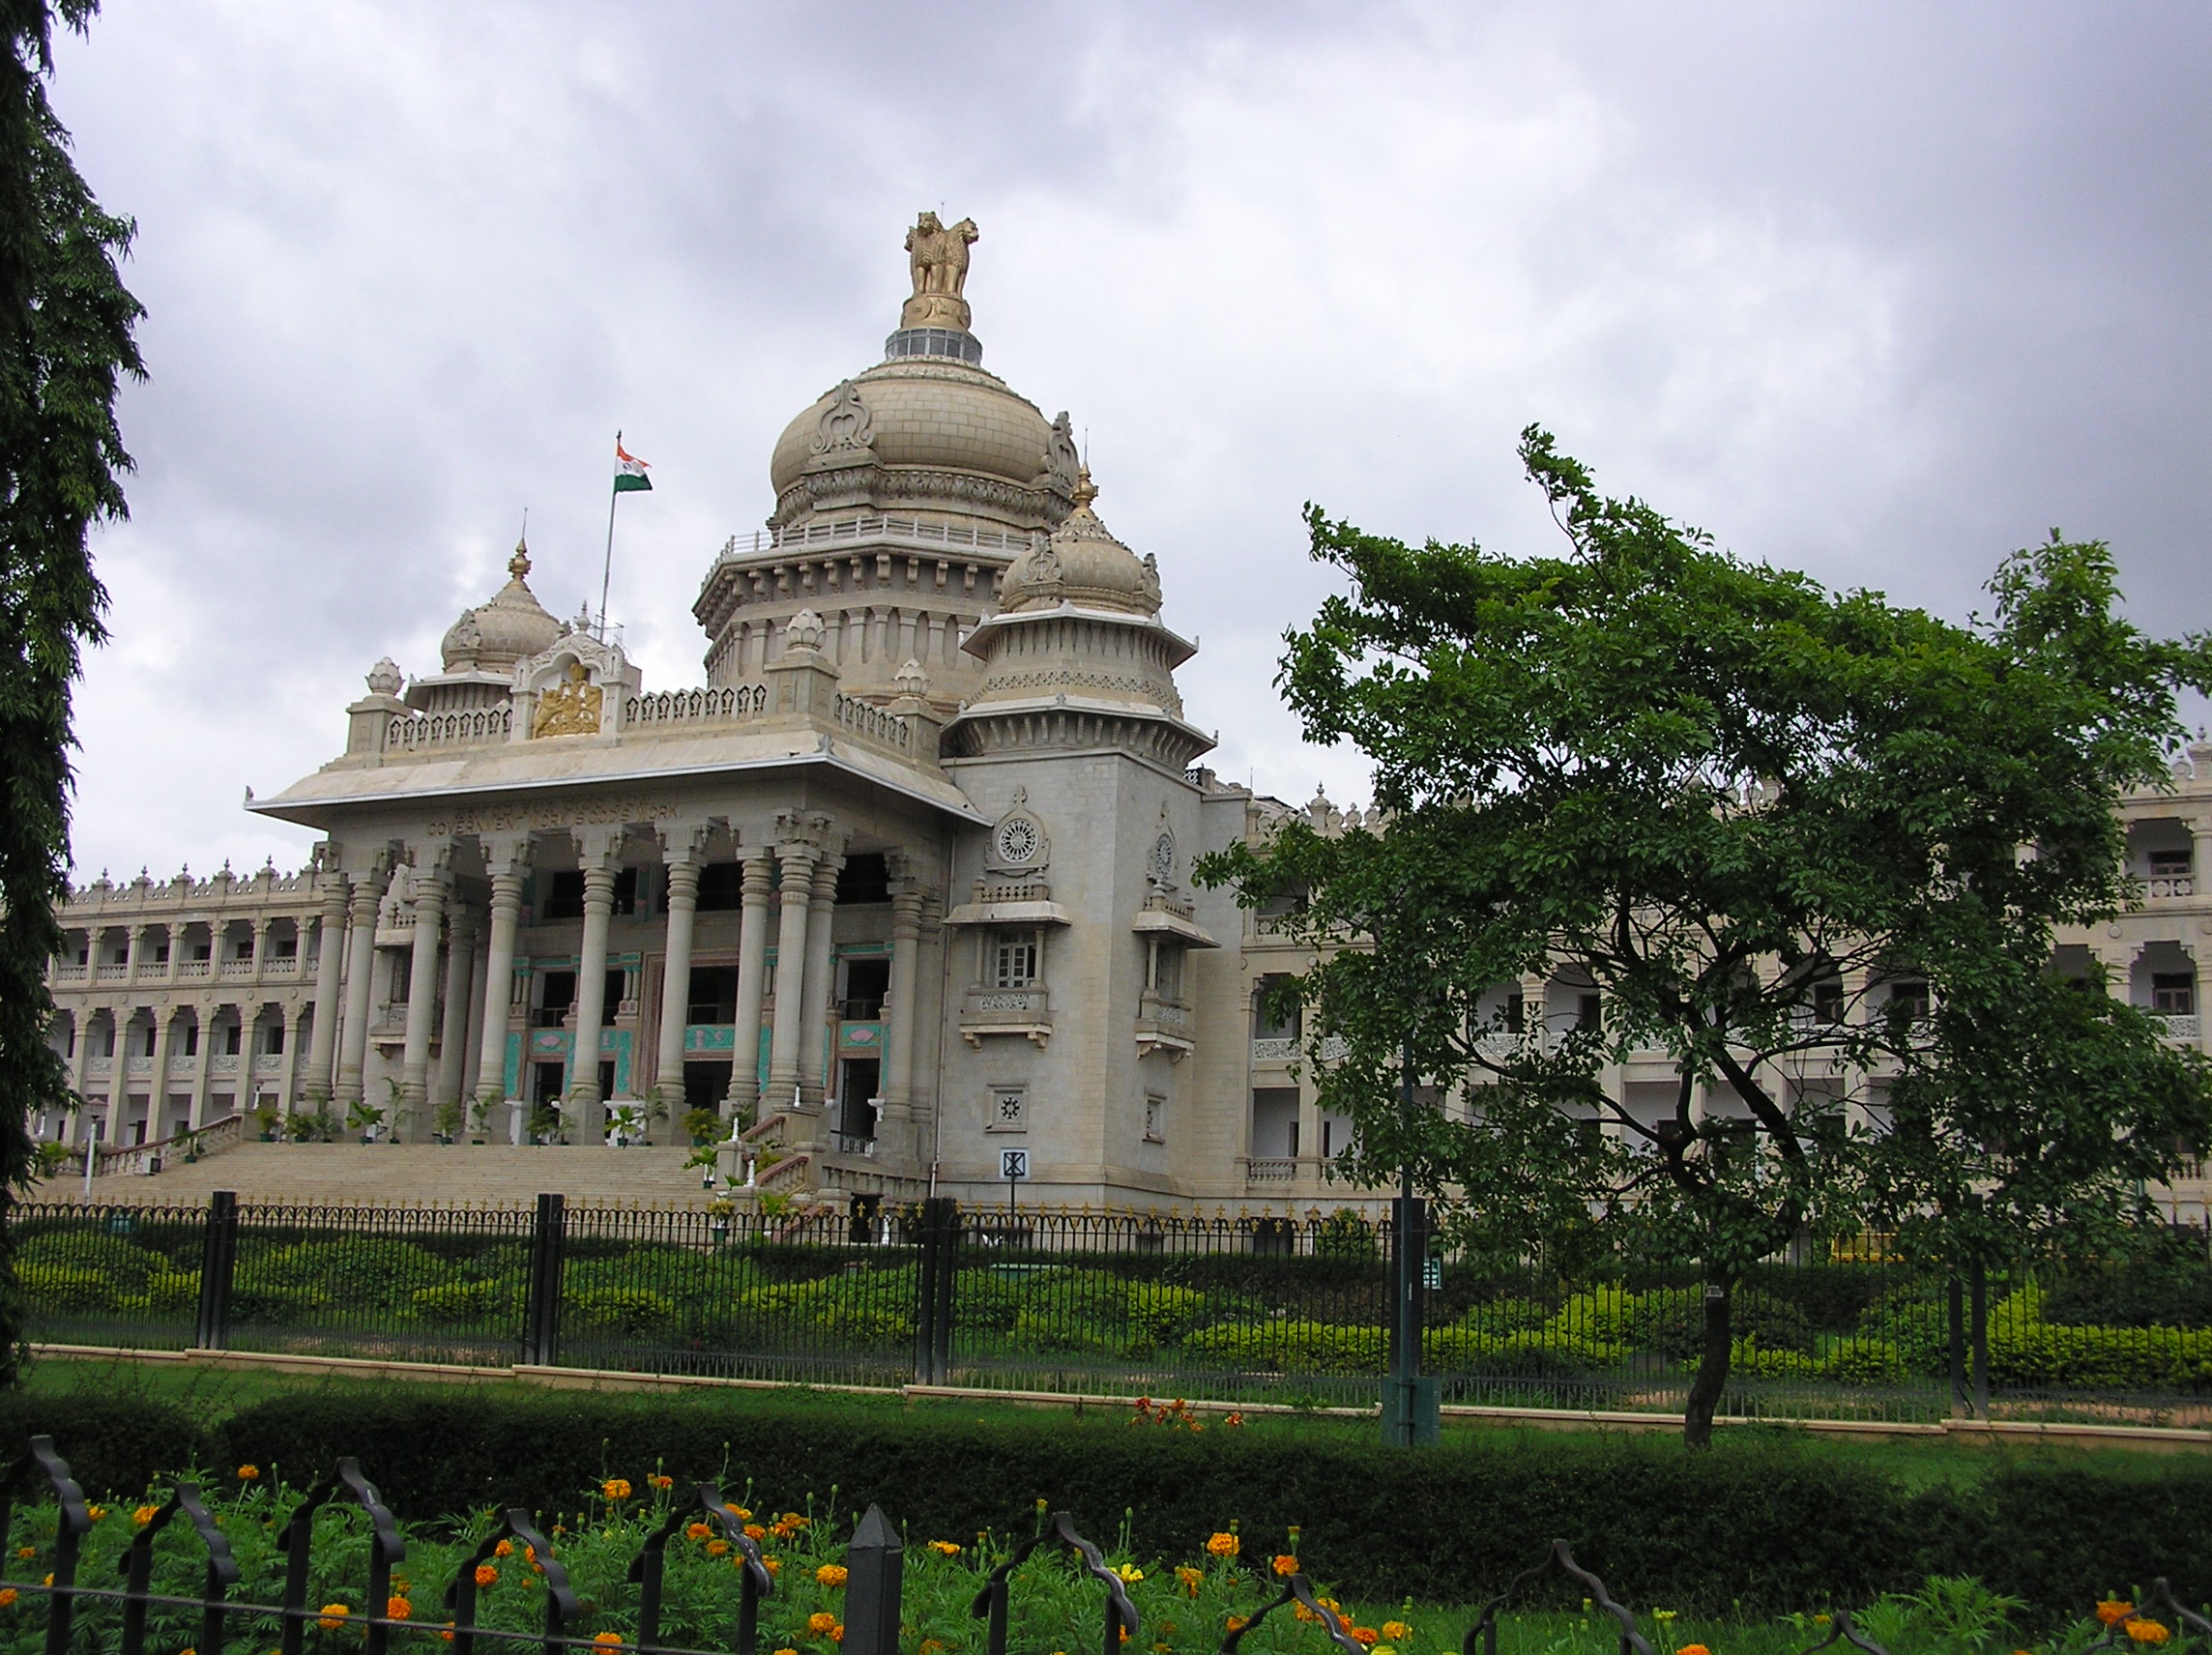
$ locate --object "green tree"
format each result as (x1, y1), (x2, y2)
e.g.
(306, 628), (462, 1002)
(0, 0), (143, 1373)
(1199, 427), (2212, 1447)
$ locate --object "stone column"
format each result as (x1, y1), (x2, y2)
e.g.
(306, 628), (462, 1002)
(765, 840), (822, 1117)
(250, 916), (273, 980)
(797, 853), (844, 1112)
(397, 860), (449, 1141)
(275, 1002), (306, 1120)
(126, 924), (150, 985)
(335, 867), (385, 1108)
(146, 1009), (175, 1142)
(463, 925), (489, 1133)
(69, 1009), (95, 1147)
(432, 905), (478, 1126)
(303, 876), (348, 1109)
(103, 1011), (138, 1146)
(188, 1003), (218, 1130)
(725, 851), (773, 1122)
(567, 832), (625, 1143)
(880, 861), (925, 1147)
(655, 837), (704, 1117)
(474, 840), (530, 1111)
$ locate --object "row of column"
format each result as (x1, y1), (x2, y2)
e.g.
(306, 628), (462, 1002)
(299, 818), (936, 1147)
(68, 1000), (310, 1145)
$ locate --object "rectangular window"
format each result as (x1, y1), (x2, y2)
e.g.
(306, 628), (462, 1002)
(1576, 992), (1602, 1032)
(687, 965), (739, 1026)
(611, 866), (638, 916)
(991, 1087), (1026, 1129)
(1812, 979), (1847, 1024)
(1144, 1092), (1165, 1144)
(222, 1024), (242, 1057)
(266, 1023), (285, 1055)
(235, 936), (254, 960)
(1253, 973), (1300, 1039)
(191, 942), (211, 962)
(836, 853), (891, 905)
(181, 1024), (198, 1058)
(695, 861), (742, 912)
(1887, 979), (1931, 1020)
(536, 970), (576, 1028)
(391, 952), (412, 1004)
(1503, 992), (1525, 1033)
(142, 1025), (158, 1058)
(841, 955), (889, 1019)
(275, 936), (298, 958)
(2153, 973), (2196, 1015)
(2150, 848), (2193, 875)
(543, 871), (587, 920)
(1150, 943), (1185, 1002)
(606, 969), (627, 1012)
(990, 930), (1039, 990)
(153, 944), (170, 966)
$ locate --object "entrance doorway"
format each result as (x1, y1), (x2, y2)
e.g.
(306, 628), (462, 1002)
(836, 1057), (880, 1141)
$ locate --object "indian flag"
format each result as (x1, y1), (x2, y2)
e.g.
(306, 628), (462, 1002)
(614, 436), (653, 493)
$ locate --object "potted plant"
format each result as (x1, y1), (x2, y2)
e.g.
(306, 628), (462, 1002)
(526, 1097), (564, 1146)
(346, 1096), (384, 1144)
(251, 1103), (278, 1142)
(432, 1095), (463, 1145)
(286, 1109), (317, 1143)
(681, 1107), (720, 1147)
(608, 1104), (645, 1147)
(466, 1095), (488, 1145)
(177, 1126), (204, 1163)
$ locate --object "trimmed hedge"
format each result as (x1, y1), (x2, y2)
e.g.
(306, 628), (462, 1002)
(6, 1380), (2212, 1615)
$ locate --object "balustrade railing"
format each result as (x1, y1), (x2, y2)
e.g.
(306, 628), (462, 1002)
(624, 682), (770, 729)
(830, 693), (911, 752)
(714, 512), (1036, 562)
(2139, 874), (2198, 900)
(387, 705), (512, 751)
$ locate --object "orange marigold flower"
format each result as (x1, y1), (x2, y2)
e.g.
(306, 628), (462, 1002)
(808, 1613), (838, 1637)
(594, 1635), (624, 1647)
(775, 1649), (799, 1655)
(131, 1504), (160, 1526)
(1383, 1624), (1412, 1641)
(1176, 1565), (1203, 1597)
(2128, 1623), (2171, 1646)
(2100, 1606), (2138, 1629)
(707, 1540), (730, 1557)
(602, 1479), (632, 1501)
(649, 1475), (673, 1491)
(783, 1512), (810, 1528)
(14, 1547), (30, 1559)
(494, 1540), (514, 1558)
(929, 1541), (962, 1556)
(318, 1604), (352, 1631)
(0, 1589), (17, 1610)
(830, 1628), (844, 1644)
(1205, 1532), (1239, 1558)
(727, 1503), (751, 1519)
(85, 1506), (106, 1522)
(474, 1564), (499, 1588)
(763, 1558), (781, 1575)
(388, 1598), (413, 1621)
(237, 1466), (260, 1480)
(1273, 1554), (1298, 1577)
(1675, 1645), (1712, 1655)
(1350, 1629), (1381, 1646)
(744, 1524), (769, 1542)
(816, 1565), (849, 1588)
(921, 1643), (947, 1655)
(1226, 1616), (1249, 1634)
(686, 1522), (713, 1540)
(41, 1576), (52, 1588)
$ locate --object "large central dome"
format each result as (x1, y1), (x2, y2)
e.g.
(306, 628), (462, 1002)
(765, 217), (1079, 536)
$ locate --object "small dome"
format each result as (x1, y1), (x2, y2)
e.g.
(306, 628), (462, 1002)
(442, 539), (563, 673)
(997, 471), (1162, 616)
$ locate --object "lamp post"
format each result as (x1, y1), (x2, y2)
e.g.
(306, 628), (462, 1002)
(1382, 1025), (1440, 1446)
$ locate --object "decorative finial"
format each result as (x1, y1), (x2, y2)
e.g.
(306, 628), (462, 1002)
(893, 657), (929, 699)
(509, 536), (532, 581)
(365, 656), (403, 696)
(786, 609), (827, 652)
(1071, 464), (1098, 511)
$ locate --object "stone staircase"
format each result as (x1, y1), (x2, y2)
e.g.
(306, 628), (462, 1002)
(39, 1142), (721, 1210)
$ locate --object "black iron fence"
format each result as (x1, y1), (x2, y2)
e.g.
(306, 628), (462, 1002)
(16, 1195), (2212, 1426)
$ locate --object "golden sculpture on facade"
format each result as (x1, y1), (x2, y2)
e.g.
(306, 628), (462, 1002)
(902, 212), (979, 331)
(532, 661), (603, 738)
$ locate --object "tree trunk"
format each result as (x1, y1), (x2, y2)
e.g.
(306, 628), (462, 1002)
(1682, 1275), (1732, 1450)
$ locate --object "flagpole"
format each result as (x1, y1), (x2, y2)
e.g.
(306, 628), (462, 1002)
(598, 430), (621, 641)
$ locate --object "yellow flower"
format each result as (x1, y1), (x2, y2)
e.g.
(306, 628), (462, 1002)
(1351, 1629), (1382, 1647)
(132, 1505), (160, 1526)
(1274, 1554), (1299, 1577)
(1814, 1617), (1831, 1629)
(1117, 1564), (1144, 1583)
(14, 1548), (29, 1559)
(763, 1558), (781, 1575)
(1653, 1612), (1678, 1624)
(388, 1598), (412, 1621)
(1226, 1616), (1250, 1634)
(318, 1604), (351, 1631)
(602, 1479), (632, 1501)
(830, 1627), (844, 1644)
(1676, 1645), (1711, 1655)
(85, 1505), (106, 1522)
(1206, 1533), (1239, 1558)
(775, 1649), (799, 1655)
(808, 1613), (839, 1637)
(929, 1541), (962, 1556)
(1176, 1565), (1203, 1596)
(745, 1524), (769, 1542)
(816, 1565), (849, 1587)
(1384, 1624), (1412, 1641)
(237, 1466), (260, 1480)
(727, 1503), (751, 1520)
(2127, 1622), (2171, 1646)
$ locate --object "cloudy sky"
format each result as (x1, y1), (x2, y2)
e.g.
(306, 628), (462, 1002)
(47, 1), (2212, 881)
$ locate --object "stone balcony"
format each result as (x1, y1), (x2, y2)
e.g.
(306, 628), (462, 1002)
(959, 985), (1052, 1048)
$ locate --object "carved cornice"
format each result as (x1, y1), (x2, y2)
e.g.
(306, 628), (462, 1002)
(771, 464), (1072, 534)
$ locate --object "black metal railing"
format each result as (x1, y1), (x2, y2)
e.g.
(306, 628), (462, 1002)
(19, 1194), (2212, 1425)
